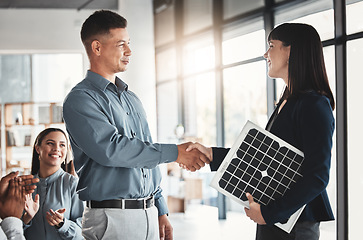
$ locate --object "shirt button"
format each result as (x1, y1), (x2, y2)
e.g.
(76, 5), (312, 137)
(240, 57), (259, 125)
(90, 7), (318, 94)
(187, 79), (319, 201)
(126, 112), (130, 115)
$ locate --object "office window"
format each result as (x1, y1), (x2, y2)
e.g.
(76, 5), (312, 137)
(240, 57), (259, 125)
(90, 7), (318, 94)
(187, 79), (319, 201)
(184, 0), (212, 35)
(32, 54), (83, 102)
(223, 0), (264, 20)
(275, 0), (334, 41)
(346, 0), (363, 34)
(156, 48), (177, 82)
(223, 61), (267, 147)
(0, 55), (31, 103)
(222, 19), (265, 65)
(183, 33), (215, 75)
(156, 80), (179, 143)
(347, 38), (363, 240)
(184, 72), (216, 146)
(154, 3), (175, 47)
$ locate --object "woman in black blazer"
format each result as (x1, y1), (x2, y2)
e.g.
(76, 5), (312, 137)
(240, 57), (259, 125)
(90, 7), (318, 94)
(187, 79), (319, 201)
(186, 23), (335, 240)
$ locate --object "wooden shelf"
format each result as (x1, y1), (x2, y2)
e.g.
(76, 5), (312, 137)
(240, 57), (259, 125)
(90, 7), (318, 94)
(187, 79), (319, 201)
(1, 102), (64, 174)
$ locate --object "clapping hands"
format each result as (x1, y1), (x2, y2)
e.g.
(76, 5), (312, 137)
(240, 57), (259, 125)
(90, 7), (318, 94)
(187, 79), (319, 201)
(0, 171), (39, 219)
(176, 142), (213, 172)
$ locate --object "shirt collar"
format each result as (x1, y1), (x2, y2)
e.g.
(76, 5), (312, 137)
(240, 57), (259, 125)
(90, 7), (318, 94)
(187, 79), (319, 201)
(36, 168), (64, 184)
(85, 70), (128, 93)
(115, 76), (128, 93)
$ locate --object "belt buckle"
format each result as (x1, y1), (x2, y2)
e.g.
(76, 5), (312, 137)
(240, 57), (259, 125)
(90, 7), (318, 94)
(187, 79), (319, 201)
(143, 198), (147, 210)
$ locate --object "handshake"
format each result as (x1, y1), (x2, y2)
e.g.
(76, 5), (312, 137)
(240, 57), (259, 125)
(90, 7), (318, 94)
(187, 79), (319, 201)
(175, 142), (213, 172)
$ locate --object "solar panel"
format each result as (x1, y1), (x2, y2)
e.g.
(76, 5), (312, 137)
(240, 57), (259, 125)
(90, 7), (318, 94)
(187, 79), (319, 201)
(210, 121), (306, 233)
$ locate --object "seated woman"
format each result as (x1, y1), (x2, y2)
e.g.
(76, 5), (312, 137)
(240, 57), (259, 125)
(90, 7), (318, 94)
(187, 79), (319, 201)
(23, 128), (84, 240)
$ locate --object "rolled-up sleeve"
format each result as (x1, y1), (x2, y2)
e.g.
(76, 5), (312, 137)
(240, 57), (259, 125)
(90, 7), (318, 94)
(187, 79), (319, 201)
(63, 90), (178, 169)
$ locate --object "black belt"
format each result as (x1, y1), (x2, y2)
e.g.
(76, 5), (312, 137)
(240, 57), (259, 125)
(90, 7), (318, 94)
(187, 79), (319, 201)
(86, 196), (154, 210)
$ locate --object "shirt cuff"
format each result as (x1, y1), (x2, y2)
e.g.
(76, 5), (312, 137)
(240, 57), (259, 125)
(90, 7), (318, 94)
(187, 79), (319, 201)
(1, 217), (24, 238)
(154, 196), (169, 216)
(160, 144), (178, 164)
(56, 218), (69, 233)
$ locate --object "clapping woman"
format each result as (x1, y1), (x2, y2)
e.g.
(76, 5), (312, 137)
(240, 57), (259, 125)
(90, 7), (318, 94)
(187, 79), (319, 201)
(23, 128), (84, 240)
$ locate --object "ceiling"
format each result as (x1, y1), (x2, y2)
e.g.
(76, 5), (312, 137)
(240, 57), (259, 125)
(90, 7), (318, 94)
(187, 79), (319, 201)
(0, 0), (118, 11)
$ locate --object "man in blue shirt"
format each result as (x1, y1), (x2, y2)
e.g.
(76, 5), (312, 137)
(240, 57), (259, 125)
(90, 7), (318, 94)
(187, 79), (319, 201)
(63, 10), (209, 240)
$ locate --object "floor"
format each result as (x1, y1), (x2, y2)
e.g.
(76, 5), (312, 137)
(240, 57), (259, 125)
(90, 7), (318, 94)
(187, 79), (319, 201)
(169, 204), (335, 240)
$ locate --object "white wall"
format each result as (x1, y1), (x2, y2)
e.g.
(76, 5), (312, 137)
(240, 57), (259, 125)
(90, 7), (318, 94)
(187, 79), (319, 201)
(0, 0), (157, 138)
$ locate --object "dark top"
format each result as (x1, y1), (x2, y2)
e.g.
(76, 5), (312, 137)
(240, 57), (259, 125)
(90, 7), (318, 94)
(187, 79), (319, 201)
(210, 91), (335, 225)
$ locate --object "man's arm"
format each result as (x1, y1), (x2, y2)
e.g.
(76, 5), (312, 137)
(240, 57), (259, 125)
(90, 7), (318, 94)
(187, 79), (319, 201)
(64, 91), (208, 171)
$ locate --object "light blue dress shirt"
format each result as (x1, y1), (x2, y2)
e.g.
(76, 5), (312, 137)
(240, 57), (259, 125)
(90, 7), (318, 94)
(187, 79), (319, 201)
(63, 70), (178, 216)
(24, 168), (84, 240)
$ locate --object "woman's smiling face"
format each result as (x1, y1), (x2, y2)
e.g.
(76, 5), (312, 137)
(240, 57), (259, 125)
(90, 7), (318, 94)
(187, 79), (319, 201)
(263, 40), (291, 84)
(36, 131), (67, 169)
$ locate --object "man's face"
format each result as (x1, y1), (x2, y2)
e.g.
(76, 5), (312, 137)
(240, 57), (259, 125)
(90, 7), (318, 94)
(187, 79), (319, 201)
(99, 28), (132, 74)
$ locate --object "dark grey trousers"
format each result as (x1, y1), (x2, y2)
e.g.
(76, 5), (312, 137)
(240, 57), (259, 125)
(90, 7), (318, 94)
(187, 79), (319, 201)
(256, 221), (320, 240)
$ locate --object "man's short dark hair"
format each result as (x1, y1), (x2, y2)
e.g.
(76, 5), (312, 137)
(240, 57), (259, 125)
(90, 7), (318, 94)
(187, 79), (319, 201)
(81, 10), (127, 55)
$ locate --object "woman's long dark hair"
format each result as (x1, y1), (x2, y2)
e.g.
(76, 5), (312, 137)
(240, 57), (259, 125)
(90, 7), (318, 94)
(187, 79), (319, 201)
(31, 128), (72, 175)
(268, 23), (335, 110)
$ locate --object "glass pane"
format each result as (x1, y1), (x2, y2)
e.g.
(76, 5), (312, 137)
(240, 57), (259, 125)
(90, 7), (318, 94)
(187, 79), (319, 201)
(156, 48), (177, 82)
(223, 0), (264, 19)
(223, 61), (267, 147)
(346, 0), (363, 34)
(275, 0), (334, 41)
(184, 0), (212, 35)
(183, 33), (215, 75)
(347, 38), (363, 240)
(320, 46), (336, 240)
(32, 54), (83, 102)
(156, 80), (179, 143)
(222, 19), (265, 65)
(155, 4), (175, 47)
(184, 72), (216, 146)
(0, 55), (31, 103)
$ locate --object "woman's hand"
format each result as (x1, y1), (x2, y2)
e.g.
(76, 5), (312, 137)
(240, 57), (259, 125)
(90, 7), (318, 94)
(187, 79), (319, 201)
(46, 208), (66, 227)
(23, 193), (40, 224)
(244, 193), (266, 225)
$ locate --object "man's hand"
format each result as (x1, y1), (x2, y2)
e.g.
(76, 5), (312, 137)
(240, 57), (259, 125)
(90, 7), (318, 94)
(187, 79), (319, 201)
(176, 142), (210, 172)
(158, 214), (173, 240)
(19, 175), (39, 194)
(0, 171), (19, 201)
(244, 193), (266, 225)
(0, 172), (39, 202)
(0, 177), (26, 219)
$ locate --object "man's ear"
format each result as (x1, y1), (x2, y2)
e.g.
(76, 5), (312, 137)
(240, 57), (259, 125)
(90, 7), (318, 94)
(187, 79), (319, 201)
(91, 40), (102, 57)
